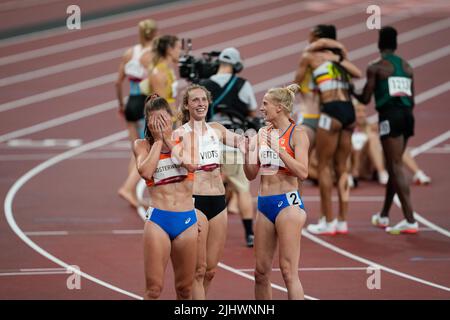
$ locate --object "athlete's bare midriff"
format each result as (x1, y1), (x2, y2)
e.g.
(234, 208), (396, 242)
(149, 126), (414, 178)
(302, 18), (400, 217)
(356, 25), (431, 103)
(259, 174), (298, 196)
(193, 169), (225, 195)
(148, 180), (194, 211)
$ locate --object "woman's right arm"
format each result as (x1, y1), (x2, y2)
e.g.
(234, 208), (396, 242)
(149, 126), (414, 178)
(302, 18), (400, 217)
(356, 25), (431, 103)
(243, 134), (260, 180)
(133, 139), (163, 180)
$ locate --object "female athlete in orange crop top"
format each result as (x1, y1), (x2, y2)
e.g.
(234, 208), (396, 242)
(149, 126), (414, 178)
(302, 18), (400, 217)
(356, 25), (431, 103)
(133, 94), (197, 300)
(244, 84), (309, 300)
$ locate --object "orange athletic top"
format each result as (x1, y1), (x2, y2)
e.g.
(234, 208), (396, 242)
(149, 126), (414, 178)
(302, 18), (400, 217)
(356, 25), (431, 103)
(145, 144), (194, 187)
(259, 121), (296, 176)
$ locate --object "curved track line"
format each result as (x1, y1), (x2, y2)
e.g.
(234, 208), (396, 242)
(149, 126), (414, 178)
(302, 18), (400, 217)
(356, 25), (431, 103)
(4, 130), (144, 300)
(302, 231), (450, 292)
(395, 130), (450, 238)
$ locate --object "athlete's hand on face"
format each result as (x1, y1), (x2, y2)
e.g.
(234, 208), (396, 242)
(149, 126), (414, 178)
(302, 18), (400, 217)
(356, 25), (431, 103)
(157, 113), (172, 142)
(148, 115), (164, 141)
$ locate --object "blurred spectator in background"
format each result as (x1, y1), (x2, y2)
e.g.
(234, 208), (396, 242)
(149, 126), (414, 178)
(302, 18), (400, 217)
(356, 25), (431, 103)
(349, 100), (431, 188)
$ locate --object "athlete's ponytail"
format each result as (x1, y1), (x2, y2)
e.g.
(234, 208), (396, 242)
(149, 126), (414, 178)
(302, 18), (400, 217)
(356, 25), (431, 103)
(266, 83), (300, 114)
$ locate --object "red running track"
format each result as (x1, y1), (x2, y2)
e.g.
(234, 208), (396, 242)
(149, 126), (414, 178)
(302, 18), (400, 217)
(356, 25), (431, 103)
(0, 0), (449, 300)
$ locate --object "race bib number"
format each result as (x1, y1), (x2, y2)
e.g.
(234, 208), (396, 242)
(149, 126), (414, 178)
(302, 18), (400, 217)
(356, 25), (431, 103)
(379, 120), (390, 136)
(388, 77), (412, 97)
(318, 114), (332, 131)
(287, 191), (302, 206)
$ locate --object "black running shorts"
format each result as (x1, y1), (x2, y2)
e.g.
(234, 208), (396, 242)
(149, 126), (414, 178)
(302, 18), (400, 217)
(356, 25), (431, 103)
(378, 105), (414, 140)
(124, 94), (146, 122)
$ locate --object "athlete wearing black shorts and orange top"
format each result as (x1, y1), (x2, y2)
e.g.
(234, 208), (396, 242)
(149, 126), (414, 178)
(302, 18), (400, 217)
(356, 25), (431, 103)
(355, 26), (418, 235)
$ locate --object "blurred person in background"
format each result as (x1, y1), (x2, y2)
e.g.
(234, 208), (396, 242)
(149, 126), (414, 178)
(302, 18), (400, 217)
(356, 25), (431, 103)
(115, 19), (157, 208)
(355, 26), (419, 234)
(141, 34), (182, 126)
(295, 24), (362, 235)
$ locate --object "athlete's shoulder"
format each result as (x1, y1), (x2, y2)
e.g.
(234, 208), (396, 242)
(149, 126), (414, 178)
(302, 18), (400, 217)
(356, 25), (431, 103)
(122, 47), (133, 62)
(368, 57), (383, 68)
(134, 138), (150, 153)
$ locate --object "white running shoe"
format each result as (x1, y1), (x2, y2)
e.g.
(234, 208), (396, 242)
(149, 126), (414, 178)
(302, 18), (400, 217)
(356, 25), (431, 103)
(385, 219), (419, 235)
(371, 213), (390, 228)
(413, 170), (431, 185)
(378, 171), (389, 185)
(336, 220), (348, 235)
(307, 218), (336, 235)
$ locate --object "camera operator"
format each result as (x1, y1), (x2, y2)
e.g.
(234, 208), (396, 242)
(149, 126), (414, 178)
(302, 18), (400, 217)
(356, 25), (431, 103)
(200, 47), (257, 247)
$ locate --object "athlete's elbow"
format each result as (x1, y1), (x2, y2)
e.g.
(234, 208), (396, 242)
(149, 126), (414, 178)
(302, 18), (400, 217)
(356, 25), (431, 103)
(353, 70), (363, 78)
(137, 164), (153, 181)
(296, 167), (308, 181)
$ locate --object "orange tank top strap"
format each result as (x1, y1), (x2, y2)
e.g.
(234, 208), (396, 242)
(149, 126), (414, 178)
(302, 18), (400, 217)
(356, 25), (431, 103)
(279, 121), (296, 159)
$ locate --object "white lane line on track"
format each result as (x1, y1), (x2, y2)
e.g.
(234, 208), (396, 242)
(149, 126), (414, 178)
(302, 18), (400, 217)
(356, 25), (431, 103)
(0, 99), (122, 143)
(395, 130), (450, 238)
(0, 13), (447, 142)
(237, 267), (369, 272)
(0, 0), (211, 48)
(0, 0), (281, 66)
(0, 2), (361, 87)
(0, 271), (69, 277)
(0, 151), (131, 161)
(24, 230), (144, 236)
(4, 130), (145, 300)
(217, 262), (318, 300)
(0, 3), (362, 106)
(25, 231), (69, 236)
(302, 230), (450, 292)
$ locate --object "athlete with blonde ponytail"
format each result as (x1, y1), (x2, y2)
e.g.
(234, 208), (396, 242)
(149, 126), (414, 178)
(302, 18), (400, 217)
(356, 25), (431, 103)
(244, 84), (309, 300)
(115, 19), (157, 208)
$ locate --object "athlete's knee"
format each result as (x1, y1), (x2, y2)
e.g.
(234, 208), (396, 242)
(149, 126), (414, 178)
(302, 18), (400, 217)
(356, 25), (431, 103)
(175, 282), (193, 300)
(195, 263), (207, 282)
(204, 268), (216, 283)
(254, 266), (271, 285)
(145, 283), (163, 300)
(279, 259), (297, 284)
